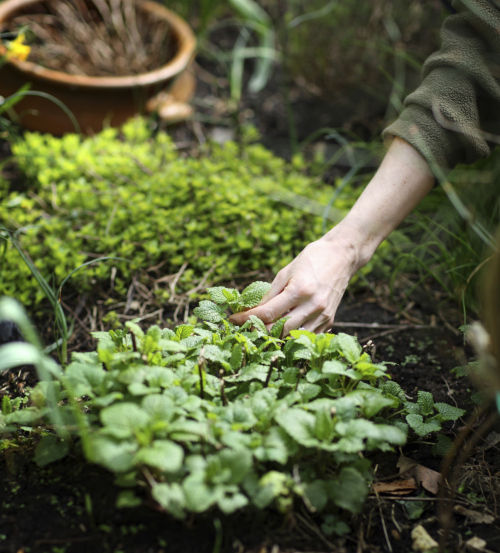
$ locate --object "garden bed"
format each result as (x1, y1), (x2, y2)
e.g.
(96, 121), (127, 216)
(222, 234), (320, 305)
(1, 284), (498, 553)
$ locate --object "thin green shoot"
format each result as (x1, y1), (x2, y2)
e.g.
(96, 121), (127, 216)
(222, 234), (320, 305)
(2, 225), (123, 363)
(1, 90), (80, 134)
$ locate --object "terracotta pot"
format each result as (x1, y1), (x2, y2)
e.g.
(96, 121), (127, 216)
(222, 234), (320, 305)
(0, 0), (196, 134)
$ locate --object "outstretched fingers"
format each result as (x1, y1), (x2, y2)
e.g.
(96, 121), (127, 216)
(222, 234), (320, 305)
(261, 267), (290, 304)
(230, 287), (297, 326)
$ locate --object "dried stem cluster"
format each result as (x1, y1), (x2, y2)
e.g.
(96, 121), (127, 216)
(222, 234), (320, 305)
(9, 0), (175, 76)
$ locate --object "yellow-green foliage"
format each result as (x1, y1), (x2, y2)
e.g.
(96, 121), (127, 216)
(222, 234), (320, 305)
(0, 118), (344, 308)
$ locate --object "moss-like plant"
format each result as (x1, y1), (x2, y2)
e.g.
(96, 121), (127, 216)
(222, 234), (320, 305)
(0, 118), (348, 310)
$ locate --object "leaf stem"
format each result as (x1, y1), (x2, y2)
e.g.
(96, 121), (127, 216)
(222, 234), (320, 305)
(219, 370), (228, 406)
(198, 347), (206, 400)
(130, 332), (138, 353)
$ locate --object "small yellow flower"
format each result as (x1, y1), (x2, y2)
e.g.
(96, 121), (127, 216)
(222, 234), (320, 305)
(5, 33), (31, 62)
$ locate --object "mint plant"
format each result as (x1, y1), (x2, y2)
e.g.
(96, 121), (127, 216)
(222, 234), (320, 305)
(0, 287), (464, 535)
(404, 390), (465, 437)
(193, 281), (272, 322)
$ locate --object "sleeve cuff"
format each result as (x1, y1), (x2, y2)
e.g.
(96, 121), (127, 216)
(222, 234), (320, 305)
(382, 104), (466, 174)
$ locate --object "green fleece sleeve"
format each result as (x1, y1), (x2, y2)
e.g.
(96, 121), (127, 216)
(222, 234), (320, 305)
(383, 0), (500, 172)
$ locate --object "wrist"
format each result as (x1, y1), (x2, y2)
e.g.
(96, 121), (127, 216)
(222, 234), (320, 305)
(321, 219), (377, 273)
(322, 138), (434, 269)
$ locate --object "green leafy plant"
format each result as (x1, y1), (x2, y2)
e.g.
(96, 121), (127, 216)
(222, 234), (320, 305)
(194, 280), (271, 321)
(381, 383), (464, 438)
(0, 118), (346, 314)
(0, 286), (463, 534)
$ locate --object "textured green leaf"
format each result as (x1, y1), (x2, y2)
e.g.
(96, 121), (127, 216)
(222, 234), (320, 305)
(326, 467), (368, 513)
(183, 475), (218, 512)
(217, 448), (253, 484)
(217, 491), (249, 513)
(255, 426), (294, 464)
(289, 330), (316, 349)
(175, 325), (194, 340)
(92, 392), (125, 408)
(314, 408), (335, 441)
(239, 281), (271, 309)
(158, 339), (187, 353)
(305, 479), (328, 511)
(34, 435), (69, 467)
(193, 301), (226, 323)
(434, 402), (465, 422)
(270, 317), (287, 338)
(350, 390), (398, 417)
(321, 515), (350, 537)
(334, 333), (362, 364)
(381, 380), (406, 402)
(252, 470), (291, 509)
(417, 391), (435, 416)
(432, 433), (453, 457)
(226, 362), (269, 382)
(222, 288), (241, 308)
(125, 321), (144, 339)
(247, 315), (267, 334)
(85, 435), (137, 472)
(207, 286), (235, 305)
(367, 423), (407, 447)
(322, 360), (349, 376)
(298, 382), (322, 402)
(134, 440), (184, 472)
(100, 403), (150, 438)
(275, 408), (317, 447)
(141, 394), (175, 421)
(404, 401), (421, 414)
(168, 420), (209, 441)
(152, 483), (185, 519)
(64, 362), (105, 397)
(230, 343), (243, 371)
(406, 414), (441, 437)
(203, 344), (231, 366)
(5, 407), (46, 425)
(116, 490), (142, 508)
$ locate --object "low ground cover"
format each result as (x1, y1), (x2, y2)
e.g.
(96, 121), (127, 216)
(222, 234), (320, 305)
(0, 119), (351, 327)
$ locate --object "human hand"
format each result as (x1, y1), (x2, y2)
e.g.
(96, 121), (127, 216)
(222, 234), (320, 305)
(230, 138), (435, 335)
(229, 228), (362, 335)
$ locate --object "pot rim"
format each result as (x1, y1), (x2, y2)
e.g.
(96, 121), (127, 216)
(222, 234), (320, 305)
(0, 0), (196, 88)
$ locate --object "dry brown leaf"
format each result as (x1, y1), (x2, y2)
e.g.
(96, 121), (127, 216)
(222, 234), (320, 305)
(397, 454), (419, 474)
(372, 478), (417, 496)
(414, 464), (442, 495)
(397, 455), (442, 494)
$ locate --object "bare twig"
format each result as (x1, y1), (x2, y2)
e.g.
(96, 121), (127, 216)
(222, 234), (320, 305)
(373, 489), (393, 553)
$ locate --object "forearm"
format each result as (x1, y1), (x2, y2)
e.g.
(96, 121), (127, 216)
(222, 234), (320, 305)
(230, 138), (435, 334)
(322, 137), (435, 269)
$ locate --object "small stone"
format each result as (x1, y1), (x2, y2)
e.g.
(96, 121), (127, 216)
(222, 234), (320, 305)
(411, 524), (438, 552)
(466, 536), (487, 551)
